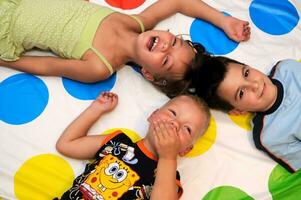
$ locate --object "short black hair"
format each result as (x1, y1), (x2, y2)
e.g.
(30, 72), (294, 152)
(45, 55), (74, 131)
(190, 56), (245, 112)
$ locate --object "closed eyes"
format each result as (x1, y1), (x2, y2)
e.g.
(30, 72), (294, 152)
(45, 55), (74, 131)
(163, 56), (169, 65)
(185, 126), (192, 135)
(169, 109), (176, 116)
(163, 37), (177, 66)
(172, 37), (177, 46)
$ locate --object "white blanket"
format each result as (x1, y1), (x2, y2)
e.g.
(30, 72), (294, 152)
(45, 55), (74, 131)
(1, 0), (301, 199)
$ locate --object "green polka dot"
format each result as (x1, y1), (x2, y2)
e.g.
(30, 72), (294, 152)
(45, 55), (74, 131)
(269, 165), (301, 200)
(203, 186), (254, 200)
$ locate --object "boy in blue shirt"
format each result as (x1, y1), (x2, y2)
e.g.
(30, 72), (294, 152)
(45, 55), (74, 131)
(194, 56), (301, 173)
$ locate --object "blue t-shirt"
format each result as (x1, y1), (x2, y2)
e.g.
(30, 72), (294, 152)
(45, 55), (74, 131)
(253, 59), (301, 172)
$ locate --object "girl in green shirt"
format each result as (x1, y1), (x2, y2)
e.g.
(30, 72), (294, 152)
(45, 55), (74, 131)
(0, 0), (250, 87)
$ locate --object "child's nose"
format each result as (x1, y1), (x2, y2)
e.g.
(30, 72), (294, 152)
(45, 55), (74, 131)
(161, 42), (169, 52)
(248, 80), (259, 91)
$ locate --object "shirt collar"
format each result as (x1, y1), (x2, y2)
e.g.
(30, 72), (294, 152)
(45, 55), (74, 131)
(257, 78), (283, 115)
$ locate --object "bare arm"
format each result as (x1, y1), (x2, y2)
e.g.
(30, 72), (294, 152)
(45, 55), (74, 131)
(152, 158), (178, 200)
(150, 121), (181, 200)
(56, 92), (118, 159)
(138, 0), (220, 29)
(137, 0), (250, 42)
(0, 55), (110, 83)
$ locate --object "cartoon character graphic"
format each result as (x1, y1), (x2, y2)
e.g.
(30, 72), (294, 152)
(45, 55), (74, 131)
(99, 142), (138, 165)
(135, 185), (153, 200)
(80, 154), (140, 200)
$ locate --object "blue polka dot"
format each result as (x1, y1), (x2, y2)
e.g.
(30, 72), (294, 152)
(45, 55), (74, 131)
(249, 0), (299, 35)
(62, 74), (117, 100)
(0, 73), (49, 125)
(190, 13), (238, 55)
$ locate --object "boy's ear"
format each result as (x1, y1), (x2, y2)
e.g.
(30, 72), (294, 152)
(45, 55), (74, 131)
(179, 145), (193, 157)
(228, 108), (248, 116)
(141, 67), (154, 82)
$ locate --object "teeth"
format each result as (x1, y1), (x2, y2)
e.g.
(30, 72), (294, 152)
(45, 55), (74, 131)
(151, 37), (158, 52)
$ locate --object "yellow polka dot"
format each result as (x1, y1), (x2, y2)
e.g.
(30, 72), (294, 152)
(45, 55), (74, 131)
(228, 113), (254, 131)
(185, 117), (217, 157)
(14, 154), (74, 199)
(102, 128), (142, 142)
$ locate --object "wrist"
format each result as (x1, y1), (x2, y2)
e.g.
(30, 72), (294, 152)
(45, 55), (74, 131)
(219, 15), (227, 31)
(157, 148), (179, 161)
(157, 158), (177, 171)
(158, 156), (178, 163)
(88, 103), (108, 113)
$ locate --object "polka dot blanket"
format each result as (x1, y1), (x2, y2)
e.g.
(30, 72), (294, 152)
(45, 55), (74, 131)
(1, 0), (301, 199)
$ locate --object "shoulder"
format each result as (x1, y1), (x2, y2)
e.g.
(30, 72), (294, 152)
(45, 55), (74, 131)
(277, 59), (301, 72)
(101, 130), (135, 146)
(269, 59), (301, 78)
(81, 51), (114, 79)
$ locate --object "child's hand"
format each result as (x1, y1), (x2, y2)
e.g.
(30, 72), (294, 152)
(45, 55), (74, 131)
(221, 15), (250, 42)
(151, 120), (180, 160)
(90, 91), (118, 114)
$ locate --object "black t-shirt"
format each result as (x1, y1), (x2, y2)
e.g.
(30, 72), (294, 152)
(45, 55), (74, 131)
(60, 130), (182, 200)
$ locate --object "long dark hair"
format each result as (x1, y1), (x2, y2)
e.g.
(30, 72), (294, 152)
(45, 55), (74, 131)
(152, 41), (207, 98)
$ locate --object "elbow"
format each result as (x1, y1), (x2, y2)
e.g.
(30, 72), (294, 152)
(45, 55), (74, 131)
(55, 140), (66, 155)
(75, 74), (102, 83)
(77, 65), (112, 83)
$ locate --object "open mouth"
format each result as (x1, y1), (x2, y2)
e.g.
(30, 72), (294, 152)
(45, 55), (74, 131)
(147, 36), (158, 51)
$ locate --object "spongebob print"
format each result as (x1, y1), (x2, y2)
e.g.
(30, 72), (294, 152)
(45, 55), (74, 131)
(79, 154), (140, 200)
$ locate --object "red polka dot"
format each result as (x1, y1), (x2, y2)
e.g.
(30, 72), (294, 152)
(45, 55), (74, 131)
(112, 191), (118, 197)
(105, 0), (145, 10)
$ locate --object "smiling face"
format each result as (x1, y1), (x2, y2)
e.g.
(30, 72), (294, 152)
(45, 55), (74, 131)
(147, 95), (208, 155)
(218, 63), (278, 112)
(135, 30), (195, 81)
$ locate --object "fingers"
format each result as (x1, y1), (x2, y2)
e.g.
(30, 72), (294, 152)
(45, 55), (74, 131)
(152, 120), (178, 142)
(241, 21), (251, 41)
(224, 16), (251, 42)
(241, 22), (251, 41)
(151, 120), (180, 159)
(92, 91), (118, 113)
(242, 20), (249, 26)
(100, 91), (117, 99)
(98, 91), (118, 102)
(234, 24), (250, 42)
